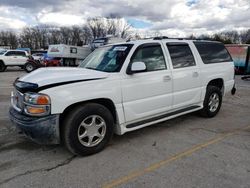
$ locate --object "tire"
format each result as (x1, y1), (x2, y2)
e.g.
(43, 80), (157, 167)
(0, 61), (6, 72)
(200, 86), (222, 118)
(63, 103), (114, 156)
(24, 62), (35, 73)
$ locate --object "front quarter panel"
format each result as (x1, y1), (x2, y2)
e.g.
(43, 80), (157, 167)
(41, 76), (122, 120)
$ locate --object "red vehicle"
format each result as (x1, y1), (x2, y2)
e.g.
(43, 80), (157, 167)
(24, 56), (61, 73)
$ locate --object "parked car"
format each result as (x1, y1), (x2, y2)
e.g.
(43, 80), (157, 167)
(24, 55), (61, 73)
(9, 38), (236, 156)
(0, 50), (30, 72)
(32, 53), (46, 60)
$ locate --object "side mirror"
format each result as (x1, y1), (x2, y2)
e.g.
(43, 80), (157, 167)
(127, 61), (146, 74)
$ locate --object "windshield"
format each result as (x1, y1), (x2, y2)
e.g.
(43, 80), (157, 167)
(79, 44), (133, 72)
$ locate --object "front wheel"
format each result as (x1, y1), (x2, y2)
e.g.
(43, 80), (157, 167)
(63, 103), (114, 156)
(200, 86), (222, 118)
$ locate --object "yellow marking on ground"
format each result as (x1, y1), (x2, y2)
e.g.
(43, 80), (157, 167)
(102, 125), (250, 188)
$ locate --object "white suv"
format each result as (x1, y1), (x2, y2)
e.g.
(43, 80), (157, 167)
(9, 38), (236, 156)
(0, 50), (29, 72)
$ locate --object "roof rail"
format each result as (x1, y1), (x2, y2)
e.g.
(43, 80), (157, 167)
(153, 36), (197, 40)
(153, 36), (169, 40)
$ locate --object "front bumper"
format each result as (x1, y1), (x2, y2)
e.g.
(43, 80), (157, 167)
(9, 107), (60, 144)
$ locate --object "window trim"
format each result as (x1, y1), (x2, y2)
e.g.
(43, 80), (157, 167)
(127, 43), (167, 74)
(166, 43), (196, 69)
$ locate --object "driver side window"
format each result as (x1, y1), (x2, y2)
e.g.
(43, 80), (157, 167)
(131, 44), (167, 72)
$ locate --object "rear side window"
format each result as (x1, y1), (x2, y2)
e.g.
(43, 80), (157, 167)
(194, 42), (232, 64)
(167, 43), (196, 69)
(15, 51), (26, 56)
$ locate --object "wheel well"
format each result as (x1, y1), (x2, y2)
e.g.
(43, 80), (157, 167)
(207, 78), (224, 91)
(0, 60), (5, 65)
(59, 98), (118, 128)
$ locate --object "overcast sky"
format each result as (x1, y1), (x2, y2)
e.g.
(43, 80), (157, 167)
(0, 0), (249, 37)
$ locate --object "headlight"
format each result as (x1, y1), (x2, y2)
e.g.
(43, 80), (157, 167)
(23, 93), (51, 116)
(24, 93), (50, 105)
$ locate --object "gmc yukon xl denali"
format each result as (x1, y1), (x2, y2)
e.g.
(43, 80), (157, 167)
(9, 38), (236, 156)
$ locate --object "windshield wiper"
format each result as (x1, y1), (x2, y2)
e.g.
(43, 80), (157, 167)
(85, 67), (97, 70)
(85, 67), (104, 72)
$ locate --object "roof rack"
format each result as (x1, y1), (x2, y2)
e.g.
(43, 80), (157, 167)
(153, 36), (169, 40)
(153, 36), (198, 40)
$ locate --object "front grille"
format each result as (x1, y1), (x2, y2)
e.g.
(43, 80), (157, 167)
(11, 89), (24, 112)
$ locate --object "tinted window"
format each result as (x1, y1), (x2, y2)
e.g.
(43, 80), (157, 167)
(5, 51), (26, 56)
(167, 44), (196, 69)
(194, 42), (232, 64)
(15, 51), (26, 56)
(131, 44), (166, 72)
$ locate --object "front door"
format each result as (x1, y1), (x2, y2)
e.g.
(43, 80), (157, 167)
(122, 43), (173, 123)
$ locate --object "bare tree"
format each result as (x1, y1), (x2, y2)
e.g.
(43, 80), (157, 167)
(19, 27), (34, 48)
(241, 29), (250, 44)
(87, 17), (106, 39)
(0, 31), (18, 49)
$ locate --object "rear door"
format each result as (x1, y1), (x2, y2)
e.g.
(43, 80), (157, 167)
(166, 42), (202, 109)
(122, 42), (173, 123)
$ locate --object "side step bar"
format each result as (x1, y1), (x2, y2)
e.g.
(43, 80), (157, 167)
(126, 106), (200, 128)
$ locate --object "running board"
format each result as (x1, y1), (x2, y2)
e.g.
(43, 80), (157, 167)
(126, 106), (200, 128)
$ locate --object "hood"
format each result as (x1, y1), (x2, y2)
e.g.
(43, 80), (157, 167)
(16, 67), (108, 92)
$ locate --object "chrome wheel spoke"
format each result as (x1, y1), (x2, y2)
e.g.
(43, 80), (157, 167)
(96, 121), (105, 128)
(90, 116), (97, 126)
(80, 122), (89, 129)
(78, 115), (106, 147)
(79, 131), (87, 139)
(208, 100), (212, 106)
(87, 136), (94, 146)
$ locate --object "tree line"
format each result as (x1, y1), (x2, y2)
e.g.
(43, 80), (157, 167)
(0, 17), (131, 50)
(190, 30), (250, 44)
(0, 17), (249, 50)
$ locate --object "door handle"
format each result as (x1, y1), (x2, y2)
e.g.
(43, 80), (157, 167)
(163, 75), (171, 82)
(193, 72), (199, 77)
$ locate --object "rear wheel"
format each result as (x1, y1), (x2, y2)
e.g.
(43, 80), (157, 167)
(0, 61), (6, 72)
(63, 103), (114, 156)
(24, 62), (35, 73)
(200, 86), (222, 118)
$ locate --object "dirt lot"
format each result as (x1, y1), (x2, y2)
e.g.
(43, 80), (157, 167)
(0, 67), (250, 188)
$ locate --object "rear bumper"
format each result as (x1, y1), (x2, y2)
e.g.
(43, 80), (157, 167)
(9, 107), (60, 144)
